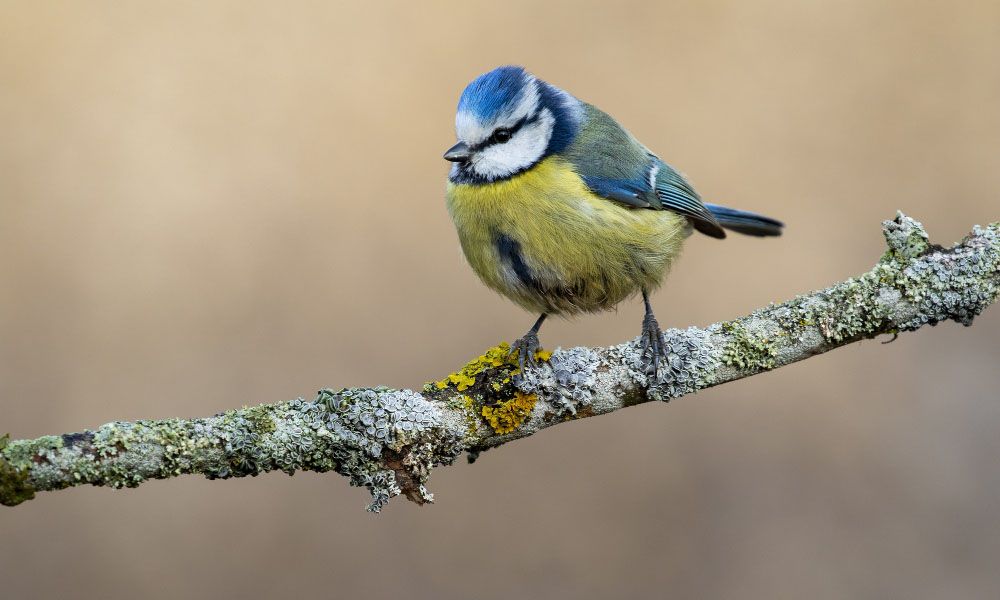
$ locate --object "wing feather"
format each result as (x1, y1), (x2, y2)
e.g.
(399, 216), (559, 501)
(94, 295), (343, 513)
(563, 104), (725, 238)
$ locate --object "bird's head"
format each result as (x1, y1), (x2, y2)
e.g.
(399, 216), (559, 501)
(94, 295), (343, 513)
(445, 66), (582, 184)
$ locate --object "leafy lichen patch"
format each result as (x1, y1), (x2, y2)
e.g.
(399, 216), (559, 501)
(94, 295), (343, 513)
(428, 342), (558, 440)
(481, 392), (538, 434)
(2, 389), (467, 513)
(516, 345), (600, 415)
(0, 434), (36, 506)
(430, 343), (514, 391)
(891, 223), (1000, 329)
(315, 387), (464, 511)
(721, 321), (779, 371)
(769, 216), (1000, 347)
(882, 211), (930, 260)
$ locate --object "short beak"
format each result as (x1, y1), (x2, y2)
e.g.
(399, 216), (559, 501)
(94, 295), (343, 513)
(443, 141), (471, 162)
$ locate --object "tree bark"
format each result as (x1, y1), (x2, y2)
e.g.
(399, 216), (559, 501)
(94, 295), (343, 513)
(2, 213), (998, 511)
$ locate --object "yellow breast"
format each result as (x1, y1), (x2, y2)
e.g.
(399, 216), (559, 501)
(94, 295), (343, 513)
(445, 156), (691, 315)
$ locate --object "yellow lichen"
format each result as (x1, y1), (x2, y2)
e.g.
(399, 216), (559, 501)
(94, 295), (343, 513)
(432, 343), (514, 391)
(481, 392), (537, 435)
(430, 343), (554, 391)
(434, 372), (476, 391)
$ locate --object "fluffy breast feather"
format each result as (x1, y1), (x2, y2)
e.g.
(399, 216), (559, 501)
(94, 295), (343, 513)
(446, 156), (691, 315)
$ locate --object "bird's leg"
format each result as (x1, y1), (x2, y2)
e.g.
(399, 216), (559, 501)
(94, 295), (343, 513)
(639, 290), (669, 376)
(510, 313), (547, 372)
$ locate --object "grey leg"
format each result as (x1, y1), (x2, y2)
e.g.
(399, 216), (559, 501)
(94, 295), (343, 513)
(510, 313), (547, 372)
(639, 290), (668, 375)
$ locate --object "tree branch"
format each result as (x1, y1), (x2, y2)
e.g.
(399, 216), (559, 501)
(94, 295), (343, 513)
(2, 213), (998, 511)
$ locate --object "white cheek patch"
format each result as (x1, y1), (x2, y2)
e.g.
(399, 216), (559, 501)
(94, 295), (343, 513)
(455, 77), (540, 146)
(470, 108), (555, 180)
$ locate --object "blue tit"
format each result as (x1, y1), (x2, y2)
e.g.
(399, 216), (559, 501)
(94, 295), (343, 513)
(443, 66), (783, 373)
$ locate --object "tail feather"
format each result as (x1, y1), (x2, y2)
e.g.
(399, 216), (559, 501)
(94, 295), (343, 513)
(704, 203), (784, 237)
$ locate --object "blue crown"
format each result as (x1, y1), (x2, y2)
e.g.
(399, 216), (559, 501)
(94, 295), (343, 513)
(457, 66), (532, 122)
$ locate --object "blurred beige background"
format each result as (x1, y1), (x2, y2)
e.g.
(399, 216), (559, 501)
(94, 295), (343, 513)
(2, 1), (999, 598)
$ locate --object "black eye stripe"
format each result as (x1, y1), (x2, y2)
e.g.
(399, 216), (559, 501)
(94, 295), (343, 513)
(470, 114), (536, 151)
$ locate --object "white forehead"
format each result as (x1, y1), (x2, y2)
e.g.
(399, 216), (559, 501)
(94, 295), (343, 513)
(454, 77), (541, 146)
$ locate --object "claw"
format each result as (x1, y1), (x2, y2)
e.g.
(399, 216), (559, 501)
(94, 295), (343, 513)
(510, 331), (541, 373)
(509, 314), (547, 377)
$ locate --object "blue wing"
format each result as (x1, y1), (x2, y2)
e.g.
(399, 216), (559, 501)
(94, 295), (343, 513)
(564, 105), (726, 238)
(579, 175), (651, 209)
(578, 161), (726, 239)
(650, 162), (726, 238)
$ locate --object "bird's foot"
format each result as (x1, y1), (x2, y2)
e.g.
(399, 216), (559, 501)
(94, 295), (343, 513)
(639, 312), (669, 377)
(510, 331), (542, 374)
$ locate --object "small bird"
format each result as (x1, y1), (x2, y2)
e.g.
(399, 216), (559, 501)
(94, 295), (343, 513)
(444, 66), (783, 373)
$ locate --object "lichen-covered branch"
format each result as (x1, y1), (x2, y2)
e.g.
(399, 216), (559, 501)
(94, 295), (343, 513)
(2, 214), (998, 511)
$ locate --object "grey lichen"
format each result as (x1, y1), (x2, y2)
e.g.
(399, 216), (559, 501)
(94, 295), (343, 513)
(883, 210), (931, 260)
(1, 213), (997, 511)
(0, 388), (466, 512)
(771, 214), (1000, 347)
(315, 387), (464, 511)
(608, 327), (719, 402)
(890, 223), (1000, 330)
(517, 346), (600, 416)
(317, 388), (441, 458)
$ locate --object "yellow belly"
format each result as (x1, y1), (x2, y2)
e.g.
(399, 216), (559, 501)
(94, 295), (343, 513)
(445, 156), (691, 315)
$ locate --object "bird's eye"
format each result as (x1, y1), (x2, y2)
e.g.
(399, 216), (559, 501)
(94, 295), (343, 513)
(491, 128), (513, 144)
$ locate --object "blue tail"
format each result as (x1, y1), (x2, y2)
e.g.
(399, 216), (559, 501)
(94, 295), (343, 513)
(705, 203), (784, 237)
